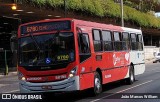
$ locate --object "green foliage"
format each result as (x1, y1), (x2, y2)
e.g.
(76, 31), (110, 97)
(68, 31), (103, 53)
(46, 0), (63, 7)
(124, 0), (137, 9)
(32, 0), (46, 7)
(67, 0), (83, 10)
(104, 0), (121, 18)
(19, 0), (160, 28)
(92, 0), (105, 16)
(81, 0), (103, 16)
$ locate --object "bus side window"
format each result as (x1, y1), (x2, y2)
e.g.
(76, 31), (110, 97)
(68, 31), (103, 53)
(78, 33), (90, 54)
(92, 29), (103, 52)
(130, 33), (137, 50)
(102, 30), (113, 51)
(122, 32), (130, 50)
(113, 32), (122, 51)
(137, 34), (143, 51)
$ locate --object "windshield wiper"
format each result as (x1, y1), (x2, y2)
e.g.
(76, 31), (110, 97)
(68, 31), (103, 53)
(28, 33), (44, 65)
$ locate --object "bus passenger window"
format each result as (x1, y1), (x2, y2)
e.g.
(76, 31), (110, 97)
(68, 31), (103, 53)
(102, 30), (113, 51)
(131, 33), (137, 50)
(114, 32), (122, 51)
(122, 32), (130, 50)
(93, 29), (102, 52)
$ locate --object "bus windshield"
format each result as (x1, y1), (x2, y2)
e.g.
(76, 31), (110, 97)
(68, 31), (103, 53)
(19, 32), (75, 66)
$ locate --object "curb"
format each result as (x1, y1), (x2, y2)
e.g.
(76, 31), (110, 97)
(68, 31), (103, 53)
(145, 59), (155, 64)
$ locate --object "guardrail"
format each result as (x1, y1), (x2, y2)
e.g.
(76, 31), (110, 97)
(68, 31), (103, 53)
(0, 50), (17, 75)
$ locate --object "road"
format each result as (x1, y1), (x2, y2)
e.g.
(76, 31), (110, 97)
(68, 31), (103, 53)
(0, 63), (160, 102)
(0, 73), (19, 93)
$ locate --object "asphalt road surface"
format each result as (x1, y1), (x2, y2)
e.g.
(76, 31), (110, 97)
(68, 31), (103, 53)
(1, 62), (160, 102)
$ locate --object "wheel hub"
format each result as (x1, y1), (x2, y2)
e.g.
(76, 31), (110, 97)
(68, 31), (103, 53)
(95, 78), (101, 91)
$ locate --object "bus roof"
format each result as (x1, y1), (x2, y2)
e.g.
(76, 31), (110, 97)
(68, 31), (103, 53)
(19, 18), (142, 33)
(122, 27), (142, 34)
(19, 18), (73, 27)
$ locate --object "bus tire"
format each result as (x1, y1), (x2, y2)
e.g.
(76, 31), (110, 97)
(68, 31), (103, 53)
(126, 65), (135, 85)
(93, 72), (102, 96)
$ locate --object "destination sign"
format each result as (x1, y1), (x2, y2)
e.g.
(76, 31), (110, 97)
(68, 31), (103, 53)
(20, 21), (71, 35)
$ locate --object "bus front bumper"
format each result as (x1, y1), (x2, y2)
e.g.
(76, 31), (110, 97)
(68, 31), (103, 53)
(19, 76), (80, 93)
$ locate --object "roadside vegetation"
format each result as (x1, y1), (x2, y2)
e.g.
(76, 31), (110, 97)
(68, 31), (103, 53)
(20, 0), (160, 28)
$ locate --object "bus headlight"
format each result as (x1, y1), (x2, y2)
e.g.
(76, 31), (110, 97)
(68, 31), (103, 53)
(18, 71), (26, 81)
(69, 66), (77, 78)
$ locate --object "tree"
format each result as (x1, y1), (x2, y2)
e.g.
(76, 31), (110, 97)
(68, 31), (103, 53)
(123, 0), (160, 12)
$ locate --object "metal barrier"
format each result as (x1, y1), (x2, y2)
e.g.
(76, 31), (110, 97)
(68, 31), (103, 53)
(0, 50), (17, 75)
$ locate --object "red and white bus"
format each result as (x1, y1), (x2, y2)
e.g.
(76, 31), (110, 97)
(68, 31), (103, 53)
(18, 18), (145, 95)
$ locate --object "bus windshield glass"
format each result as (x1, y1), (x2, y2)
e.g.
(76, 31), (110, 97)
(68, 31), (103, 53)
(19, 32), (75, 66)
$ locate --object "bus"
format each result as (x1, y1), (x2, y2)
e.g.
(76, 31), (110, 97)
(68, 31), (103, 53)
(17, 18), (145, 95)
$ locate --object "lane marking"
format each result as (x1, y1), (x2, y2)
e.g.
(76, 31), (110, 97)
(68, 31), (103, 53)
(4, 89), (19, 93)
(90, 80), (153, 102)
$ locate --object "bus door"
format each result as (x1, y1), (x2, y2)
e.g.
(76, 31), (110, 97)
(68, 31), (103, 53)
(136, 34), (145, 63)
(130, 33), (145, 75)
(135, 34), (145, 75)
(76, 27), (94, 90)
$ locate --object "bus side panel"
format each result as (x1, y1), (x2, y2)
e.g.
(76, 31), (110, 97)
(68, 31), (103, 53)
(102, 70), (114, 84)
(135, 51), (145, 75)
(79, 73), (94, 90)
(94, 51), (129, 84)
(112, 52), (129, 81)
(78, 59), (95, 90)
(134, 64), (145, 75)
(129, 51), (145, 75)
(78, 56), (95, 90)
(102, 66), (128, 84)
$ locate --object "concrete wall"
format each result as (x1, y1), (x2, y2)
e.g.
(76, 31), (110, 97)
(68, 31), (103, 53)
(144, 46), (160, 60)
